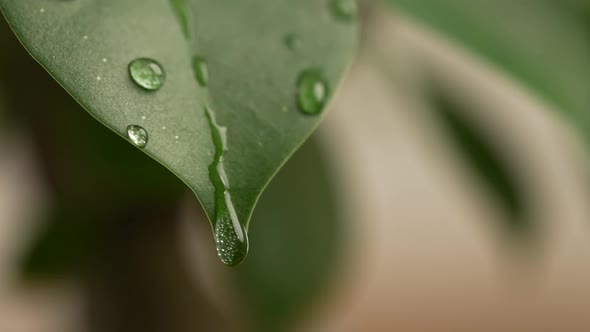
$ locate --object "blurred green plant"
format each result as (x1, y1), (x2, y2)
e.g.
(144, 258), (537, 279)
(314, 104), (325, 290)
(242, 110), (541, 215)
(428, 86), (528, 234)
(385, 0), (590, 146)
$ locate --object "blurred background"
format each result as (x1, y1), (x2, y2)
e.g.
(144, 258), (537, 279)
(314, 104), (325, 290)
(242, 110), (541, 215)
(2, 1), (590, 331)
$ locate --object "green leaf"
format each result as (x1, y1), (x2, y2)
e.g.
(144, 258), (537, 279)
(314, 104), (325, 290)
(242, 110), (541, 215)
(0, 20), (185, 204)
(0, 0), (357, 265)
(384, 0), (590, 144)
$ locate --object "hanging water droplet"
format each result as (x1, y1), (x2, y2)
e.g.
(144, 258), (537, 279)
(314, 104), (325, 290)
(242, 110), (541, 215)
(127, 125), (148, 148)
(330, 0), (358, 22)
(128, 58), (166, 91)
(214, 208), (249, 266)
(192, 55), (209, 87)
(296, 70), (329, 115)
(284, 33), (301, 51)
(205, 108), (249, 266)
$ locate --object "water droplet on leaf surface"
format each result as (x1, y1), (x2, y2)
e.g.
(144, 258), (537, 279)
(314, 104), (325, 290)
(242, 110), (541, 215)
(297, 70), (329, 115)
(205, 108), (249, 266)
(330, 0), (358, 22)
(129, 58), (166, 91)
(284, 33), (301, 51)
(127, 125), (148, 148)
(192, 56), (209, 87)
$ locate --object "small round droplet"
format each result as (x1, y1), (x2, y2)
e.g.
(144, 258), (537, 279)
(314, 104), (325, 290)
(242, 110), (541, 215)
(128, 58), (166, 91)
(141, 115), (147, 120)
(162, 126), (167, 130)
(127, 125), (148, 148)
(330, 0), (358, 22)
(284, 33), (301, 51)
(39, 8), (45, 13)
(102, 58), (108, 63)
(82, 35), (88, 40)
(296, 70), (329, 115)
(192, 55), (209, 87)
(96, 75), (102, 81)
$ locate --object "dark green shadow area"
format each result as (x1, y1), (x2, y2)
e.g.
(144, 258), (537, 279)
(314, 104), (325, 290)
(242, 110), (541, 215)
(429, 87), (530, 236)
(234, 135), (343, 332)
(0, 18), (185, 279)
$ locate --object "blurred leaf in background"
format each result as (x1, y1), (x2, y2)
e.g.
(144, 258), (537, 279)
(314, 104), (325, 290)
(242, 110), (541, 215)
(20, 206), (101, 279)
(385, 0), (590, 146)
(428, 86), (530, 237)
(235, 135), (343, 332)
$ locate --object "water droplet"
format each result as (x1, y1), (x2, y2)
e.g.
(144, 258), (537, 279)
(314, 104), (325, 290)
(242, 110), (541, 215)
(214, 203), (249, 266)
(128, 58), (166, 91)
(141, 115), (147, 120)
(82, 35), (88, 40)
(192, 55), (209, 87)
(127, 125), (148, 148)
(284, 33), (301, 51)
(39, 8), (45, 13)
(330, 0), (358, 22)
(205, 107), (249, 266)
(296, 70), (329, 115)
(96, 76), (102, 81)
(170, 0), (190, 38)
(162, 126), (167, 130)
(102, 58), (108, 63)
(175, 135), (179, 140)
